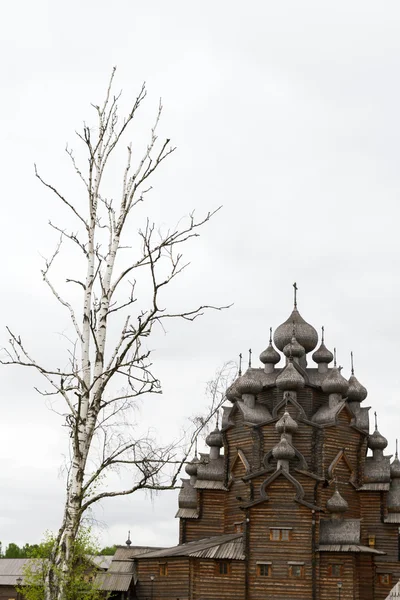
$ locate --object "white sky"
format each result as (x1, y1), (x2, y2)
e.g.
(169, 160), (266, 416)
(1, 0), (400, 550)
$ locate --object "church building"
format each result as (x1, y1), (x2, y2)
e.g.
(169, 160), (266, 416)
(132, 290), (400, 600)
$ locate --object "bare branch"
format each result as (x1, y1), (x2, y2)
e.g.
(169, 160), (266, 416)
(34, 164), (89, 231)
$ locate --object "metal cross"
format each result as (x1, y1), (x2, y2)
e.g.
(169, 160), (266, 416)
(293, 282), (298, 308)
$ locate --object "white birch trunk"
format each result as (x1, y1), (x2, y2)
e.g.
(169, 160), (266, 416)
(3, 71), (225, 600)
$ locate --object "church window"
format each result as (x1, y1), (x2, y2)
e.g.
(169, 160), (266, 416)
(257, 562), (272, 576)
(269, 527), (292, 541)
(328, 564), (343, 577)
(217, 561), (231, 576)
(378, 573), (392, 586)
(159, 562), (168, 576)
(288, 563), (304, 578)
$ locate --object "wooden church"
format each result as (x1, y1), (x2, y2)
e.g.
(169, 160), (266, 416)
(133, 290), (400, 600)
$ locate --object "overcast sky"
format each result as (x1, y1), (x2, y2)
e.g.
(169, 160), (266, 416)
(1, 0), (400, 551)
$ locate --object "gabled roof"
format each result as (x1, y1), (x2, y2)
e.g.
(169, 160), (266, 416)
(95, 545), (163, 592)
(0, 558), (31, 585)
(0, 555), (111, 586)
(385, 580), (400, 599)
(135, 533), (244, 560)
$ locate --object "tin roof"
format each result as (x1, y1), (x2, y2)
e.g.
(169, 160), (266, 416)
(0, 558), (32, 585)
(0, 554), (112, 587)
(136, 533), (244, 561)
(88, 555), (113, 570)
(385, 580), (400, 599)
(96, 572), (133, 592)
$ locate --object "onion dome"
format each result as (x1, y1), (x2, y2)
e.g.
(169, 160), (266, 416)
(225, 381), (240, 403)
(347, 353), (367, 401)
(276, 361), (305, 391)
(321, 367), (349, 396)
(312, 342), (334, 364)
(347, 374), (368, 402)
(206, 427), (223, 448)
(235, 373), (263, 396)
(312, 326), (333, 364)
(185, 456), (200, 477)
(368, 429), (388, 451)
(274, 308), (318, 353)
(391, 456), (400, 479)
(272, 437), (295, 460)
(283, 336), (305, 359)
(326, 488), (348, 514)
(260, 344), (280, 365)
(276, 411), (298, 434)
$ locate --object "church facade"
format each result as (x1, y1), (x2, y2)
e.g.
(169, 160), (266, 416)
(133, 294), (400, 600)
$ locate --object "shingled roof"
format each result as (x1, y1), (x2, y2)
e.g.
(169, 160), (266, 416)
(136, 533), (244, 561)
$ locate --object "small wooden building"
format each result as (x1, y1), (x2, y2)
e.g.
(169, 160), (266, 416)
(0, 555), (112, 599)
(95, 546), (162, 599)
(133, 295), (400, 599)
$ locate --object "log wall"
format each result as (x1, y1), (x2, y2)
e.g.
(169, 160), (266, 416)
(191, 558), (245, 600)
(135, 557), (189, 599)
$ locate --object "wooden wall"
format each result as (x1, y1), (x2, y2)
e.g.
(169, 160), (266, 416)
(247, 478), (314, 600)
(191, 558), (245, 600)
(0, 586), (18, 600)
(184, 490), (225, 542)
(135, 557), (189, 599)
(318, 554), (358, 600)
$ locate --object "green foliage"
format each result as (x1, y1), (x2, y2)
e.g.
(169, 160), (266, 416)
(98, 545), (116, 556)
(20, 528), (106, 600)
(5, 542), (22, 558)
(1, 542), (40, 558)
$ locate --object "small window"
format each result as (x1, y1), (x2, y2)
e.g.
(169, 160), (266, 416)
(328, 564), (343, 577)
(217, 561), (231, 576)
(368, 534), (376, 548)
(234, 522), (244, 533)
(281, 529), (291, 541)
(159, 562), (168, 576)
(378, 573), (392, 586)
(269, 528), (292, 541)
(257, 563), (271, 577)
(289, 564), (304, 578)
(270, 529), (280, 541)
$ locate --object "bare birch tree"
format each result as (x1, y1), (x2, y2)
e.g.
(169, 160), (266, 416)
(2, 69), (226, 600)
